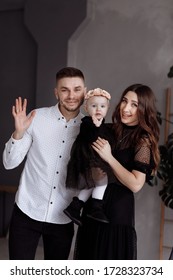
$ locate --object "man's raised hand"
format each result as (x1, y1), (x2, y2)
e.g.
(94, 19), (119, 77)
(12, 97), (36, 139)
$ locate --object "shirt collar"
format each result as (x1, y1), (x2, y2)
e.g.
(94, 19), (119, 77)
(53, 103), (84, 124)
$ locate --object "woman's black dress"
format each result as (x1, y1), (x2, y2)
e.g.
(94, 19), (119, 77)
(74, 124), (154, 260)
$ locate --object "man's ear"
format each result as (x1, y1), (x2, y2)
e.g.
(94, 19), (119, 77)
(84, 87), (87, 97)
(54, 88), (58, 100)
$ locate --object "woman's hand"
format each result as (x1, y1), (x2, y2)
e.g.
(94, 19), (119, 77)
(92, 138), (146, 193)
(12, 97), (36, 139)
(92, 137), (112, 163)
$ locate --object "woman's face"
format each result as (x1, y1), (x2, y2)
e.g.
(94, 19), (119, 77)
(120, 91), (139, 126)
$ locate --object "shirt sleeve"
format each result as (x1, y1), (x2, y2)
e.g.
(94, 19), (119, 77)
(2, 131), (32, 170)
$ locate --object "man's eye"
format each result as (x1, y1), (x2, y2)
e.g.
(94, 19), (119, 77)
(75, 88), (82, 92)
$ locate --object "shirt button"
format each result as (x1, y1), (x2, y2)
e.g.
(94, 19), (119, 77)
(56, 171), (59, 174)
(62, 140), (65, 143)
(12, 142), (14, 144)
(50, 202), (53, 204)
(59, 155), (62, 158)
(53, 186), (56, 189)
(65, 125), (67, 128)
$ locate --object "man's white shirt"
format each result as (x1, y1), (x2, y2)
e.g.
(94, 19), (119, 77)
(3, 104), (84, 224)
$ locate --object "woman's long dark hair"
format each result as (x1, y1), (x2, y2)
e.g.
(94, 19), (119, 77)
(112, 84), (160, 170)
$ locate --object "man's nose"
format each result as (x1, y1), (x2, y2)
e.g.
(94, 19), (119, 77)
(68, 90), (75, 98)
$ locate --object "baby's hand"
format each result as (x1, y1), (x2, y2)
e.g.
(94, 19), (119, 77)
(92, 115), (103, 127)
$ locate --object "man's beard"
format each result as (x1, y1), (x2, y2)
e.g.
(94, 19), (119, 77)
(60, 97), (84, 112)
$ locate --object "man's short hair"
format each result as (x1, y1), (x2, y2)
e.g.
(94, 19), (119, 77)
(56, 67), (85, 82)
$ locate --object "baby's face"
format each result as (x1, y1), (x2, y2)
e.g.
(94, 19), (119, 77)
(85, 96), (109, 119)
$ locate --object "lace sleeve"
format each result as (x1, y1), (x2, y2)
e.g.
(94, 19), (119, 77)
(133, 137), (152, 174)
(135, 137), (151, 164)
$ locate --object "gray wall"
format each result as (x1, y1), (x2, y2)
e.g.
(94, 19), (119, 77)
(1, 0), (173, 259)
(68, 0), (173, 259)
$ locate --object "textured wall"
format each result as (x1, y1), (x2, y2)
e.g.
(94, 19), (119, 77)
(68, 0), (173, 259)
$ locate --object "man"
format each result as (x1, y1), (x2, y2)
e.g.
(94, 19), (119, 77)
(3, 67), (86, 260)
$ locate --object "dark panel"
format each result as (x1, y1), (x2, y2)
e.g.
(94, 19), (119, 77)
(0, 9), (37, 186)
(0, 9), (37, 236)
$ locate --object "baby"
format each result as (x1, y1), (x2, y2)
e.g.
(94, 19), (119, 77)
(64, 88), (114, 226)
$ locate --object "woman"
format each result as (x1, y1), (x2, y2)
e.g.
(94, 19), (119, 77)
(74, 84), (160, 260)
